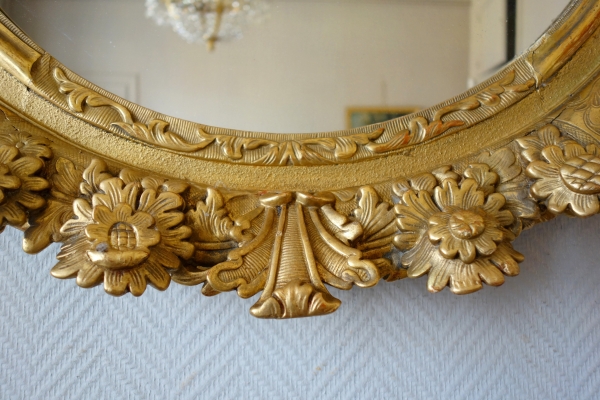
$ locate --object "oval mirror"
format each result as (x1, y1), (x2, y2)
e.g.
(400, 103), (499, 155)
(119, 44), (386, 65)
(3, 0), (570, 132)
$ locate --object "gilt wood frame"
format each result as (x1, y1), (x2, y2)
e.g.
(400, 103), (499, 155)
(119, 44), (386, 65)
(0, 1), (598, 318)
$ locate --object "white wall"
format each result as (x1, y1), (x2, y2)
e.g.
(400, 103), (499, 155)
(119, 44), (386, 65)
(8, 0), (470, 133)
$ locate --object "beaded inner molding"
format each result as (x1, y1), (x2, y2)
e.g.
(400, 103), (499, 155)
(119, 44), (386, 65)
(0, 1), (599, 318)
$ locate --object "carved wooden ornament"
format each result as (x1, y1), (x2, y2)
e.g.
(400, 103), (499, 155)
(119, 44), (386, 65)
(0, 1), (599, 318)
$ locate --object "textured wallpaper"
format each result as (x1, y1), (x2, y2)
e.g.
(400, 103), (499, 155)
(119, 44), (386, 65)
(0, 215), (599, 399)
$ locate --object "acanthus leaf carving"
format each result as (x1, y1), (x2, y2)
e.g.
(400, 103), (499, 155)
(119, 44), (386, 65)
(555, 75), (600, 139)
(51, 67), (534, 165)
(301, 129), (385, 160)
(190, 189), (257, 257)
(24, 157), (81, 253)
(366, 70), (535, 154)
(113, 120), (216, 152)
(304, 193), (379, 289)
(54, 67), (217, 153)
(473, 147), (540, 232)
(170, 188), (261, 287)
(205, 129), (388, 166)
(348, 186), (405, 282)
(320, 204), (363, 244)
(209, 133), (278, 160)
(80, 158), (113, 198)
(53, 67), (133, 124)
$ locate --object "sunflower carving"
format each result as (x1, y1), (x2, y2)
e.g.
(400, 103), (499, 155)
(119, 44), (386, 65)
(0, 128), (51, 231)
(518, 124), (600, 217)
(51, 159), (194, 296)
(394, 167), (524, 294)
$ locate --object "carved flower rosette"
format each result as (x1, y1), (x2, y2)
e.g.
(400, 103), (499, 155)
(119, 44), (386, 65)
(393, 159), (532, 294)
(0, 118), (51, 231)
(50, 160), (194, 296)
(518, 124), (600, 217)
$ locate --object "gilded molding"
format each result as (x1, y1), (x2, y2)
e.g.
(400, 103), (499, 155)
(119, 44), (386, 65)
(0, 20), (41, 84)
(0, 1), (598, 318)
(51, 66), (534, 165)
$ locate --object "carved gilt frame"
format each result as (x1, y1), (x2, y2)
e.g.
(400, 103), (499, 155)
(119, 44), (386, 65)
(0, 1), (598, 319)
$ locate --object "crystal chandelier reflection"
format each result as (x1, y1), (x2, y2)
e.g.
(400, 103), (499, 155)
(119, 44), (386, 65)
(145, 0), (269, 51)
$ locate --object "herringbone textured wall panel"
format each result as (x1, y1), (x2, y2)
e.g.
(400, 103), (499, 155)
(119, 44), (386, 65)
(0, 216), (599, 399)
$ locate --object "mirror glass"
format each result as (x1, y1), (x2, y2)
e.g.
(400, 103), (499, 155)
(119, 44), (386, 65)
(3, 0), (570, 133)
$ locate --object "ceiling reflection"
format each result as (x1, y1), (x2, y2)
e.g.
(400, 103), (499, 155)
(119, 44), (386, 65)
(3, 0), (569, 133)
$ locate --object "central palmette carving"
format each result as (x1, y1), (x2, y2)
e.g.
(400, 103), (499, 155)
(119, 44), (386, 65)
(175, 190), (391, 319)
(245, 191), (381, 318)
(244, 192), (345, 318)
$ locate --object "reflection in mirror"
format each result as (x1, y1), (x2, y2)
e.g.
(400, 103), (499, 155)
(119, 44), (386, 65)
(145, 0), (270, 51)
(469, 0), (570, 85)
(3, 0), (569, 133)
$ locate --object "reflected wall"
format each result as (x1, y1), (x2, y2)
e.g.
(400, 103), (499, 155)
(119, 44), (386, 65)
(6, 0), (470, 132)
